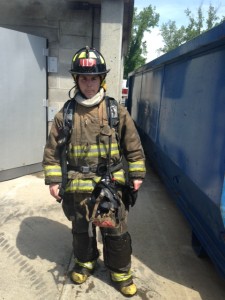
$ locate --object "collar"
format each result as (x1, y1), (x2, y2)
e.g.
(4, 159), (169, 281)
(74, 87), (105, 107)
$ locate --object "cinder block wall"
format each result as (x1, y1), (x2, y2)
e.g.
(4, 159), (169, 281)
(0, 2), (101, 113)
(47, 8), (101, 111)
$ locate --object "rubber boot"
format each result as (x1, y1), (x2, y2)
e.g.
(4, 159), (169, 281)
(111, 270), (137, 297)
(71, 259), (96, 284)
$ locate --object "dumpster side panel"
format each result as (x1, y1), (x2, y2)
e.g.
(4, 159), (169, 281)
(128, 22), (225, 278)
(159, 48), (225, 205)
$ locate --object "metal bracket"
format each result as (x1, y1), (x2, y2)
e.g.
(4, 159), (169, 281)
(48, 107), (57, 121)
(43, 99), (48, 107)
(43, 48), (49, 56)
(48, 57), (58, 73)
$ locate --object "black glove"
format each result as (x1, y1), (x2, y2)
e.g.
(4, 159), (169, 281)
(122, 185), (138, 208)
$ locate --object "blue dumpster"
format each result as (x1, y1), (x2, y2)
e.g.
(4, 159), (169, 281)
(128, 21), (225, 278)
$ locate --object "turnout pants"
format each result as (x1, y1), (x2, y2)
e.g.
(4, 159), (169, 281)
(62, 192), (132, 273)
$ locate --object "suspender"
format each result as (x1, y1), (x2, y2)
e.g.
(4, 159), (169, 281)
(58, 97), (120, 198)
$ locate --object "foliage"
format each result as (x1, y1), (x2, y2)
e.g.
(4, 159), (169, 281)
(160, 3), (225, 53)
(160, 21), (186, 53)
(124, 5), (159, 78)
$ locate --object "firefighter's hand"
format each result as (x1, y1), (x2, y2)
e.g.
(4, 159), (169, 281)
(132, 179), (143, 191)
(49, 183), (61, 201)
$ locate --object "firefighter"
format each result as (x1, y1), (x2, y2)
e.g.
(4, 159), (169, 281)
(42, 46), (146, 297)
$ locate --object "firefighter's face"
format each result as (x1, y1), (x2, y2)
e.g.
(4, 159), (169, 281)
(78, 75), (101, 98)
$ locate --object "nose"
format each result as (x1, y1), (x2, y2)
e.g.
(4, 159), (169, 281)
(86, 78), (92, 86)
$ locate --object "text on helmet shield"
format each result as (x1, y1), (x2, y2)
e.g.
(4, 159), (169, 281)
(80, 58), (96, 67)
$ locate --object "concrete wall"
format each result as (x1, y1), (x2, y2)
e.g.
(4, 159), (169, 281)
(100, 0), (124, 100)
(47, 7), (102, 113)
(0, 0), (133, 124)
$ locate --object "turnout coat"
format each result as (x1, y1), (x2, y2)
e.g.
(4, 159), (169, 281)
(42, 98), (146, 193)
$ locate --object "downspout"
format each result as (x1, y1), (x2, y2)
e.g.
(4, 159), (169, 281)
(91, 5), (95, 47)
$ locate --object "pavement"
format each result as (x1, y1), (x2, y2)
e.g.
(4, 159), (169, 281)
(1, 163), (225, 300)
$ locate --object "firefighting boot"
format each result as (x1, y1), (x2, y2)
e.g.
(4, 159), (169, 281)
(111, 270), (137, 297)
(71, 258), (96, 284)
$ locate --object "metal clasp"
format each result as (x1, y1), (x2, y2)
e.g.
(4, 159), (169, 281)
(80, 166), (90, 173)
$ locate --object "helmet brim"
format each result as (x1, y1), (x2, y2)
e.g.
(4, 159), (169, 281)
(69, 69), (110, 75)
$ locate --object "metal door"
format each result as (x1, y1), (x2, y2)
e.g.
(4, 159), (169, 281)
(0, 27), (47, 181)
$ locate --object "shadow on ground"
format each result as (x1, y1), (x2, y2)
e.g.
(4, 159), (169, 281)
(16, 216), (72, 285)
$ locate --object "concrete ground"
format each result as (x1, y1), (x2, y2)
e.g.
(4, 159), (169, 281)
(0, 164), (225, 300)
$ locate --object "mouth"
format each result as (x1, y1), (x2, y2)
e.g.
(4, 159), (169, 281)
(84, 90), (95, 98)
(86, 90), (94, 95)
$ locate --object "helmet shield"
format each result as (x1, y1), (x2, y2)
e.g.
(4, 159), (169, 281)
(70, 46), (110, 75)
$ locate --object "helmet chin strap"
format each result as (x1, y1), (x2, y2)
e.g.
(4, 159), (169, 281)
(68, 83), (88, 100)
(70, 74), (106, 99)
(68, 85), (76, 99)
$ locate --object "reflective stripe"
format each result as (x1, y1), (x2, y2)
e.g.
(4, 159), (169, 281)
(75, 258), (96, 270)
(111, 270), (132, 282)
(128, 160), (146, 172)
(77, 51), (97, 60)
(44, 166), (125, 192)
(66, 178), (99, 193)
(44, 165), (62, 177)
(68, 143), (120, 158)
(73, 50), (105, 64)
(66, 171), (125, 193)
(112, 170), (126, 184)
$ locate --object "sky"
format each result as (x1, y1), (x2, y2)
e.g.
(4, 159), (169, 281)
(134, 0), (225, 61)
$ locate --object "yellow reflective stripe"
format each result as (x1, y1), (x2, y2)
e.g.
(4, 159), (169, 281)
(73, 50), (104, 63)
(69, 144), (119, 153)
(112, 170), (125, 184)
(44, 165), (62, 177)
(65, 173), (125, 192)
(77, 51), (97, 59)
(92, 177), (102, 183)
(111, 270), (132, 282)
(128, 160), (146, 172)
(65, 179), (96, 192)
(75, 258), (96, 270)
(68, 143), (119, 158)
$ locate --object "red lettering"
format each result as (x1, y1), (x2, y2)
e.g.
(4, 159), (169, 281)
(80, 58), (96, 67)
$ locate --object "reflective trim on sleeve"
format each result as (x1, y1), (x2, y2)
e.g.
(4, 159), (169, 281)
(128, 160), (146, 172)
(44, 165), (62, 177)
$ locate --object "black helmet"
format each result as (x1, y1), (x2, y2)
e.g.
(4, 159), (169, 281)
(91, 182), (119, 213)
(70, 46), (110, 75)
(88, 181), (120, 228)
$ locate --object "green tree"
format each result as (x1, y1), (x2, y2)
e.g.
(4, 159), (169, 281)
(124, 5), (159, 78)
(160, 3), (225, 53)
(160, 21), (186, 53)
